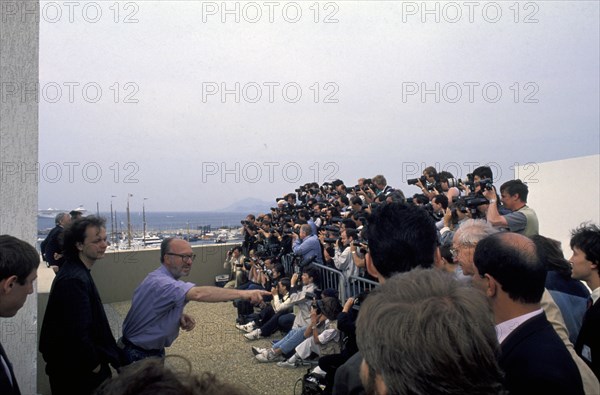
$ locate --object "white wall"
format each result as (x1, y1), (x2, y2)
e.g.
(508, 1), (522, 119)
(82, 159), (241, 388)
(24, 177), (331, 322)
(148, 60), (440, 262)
(0, 1), (39, 394)
(520, 154), (600, 255)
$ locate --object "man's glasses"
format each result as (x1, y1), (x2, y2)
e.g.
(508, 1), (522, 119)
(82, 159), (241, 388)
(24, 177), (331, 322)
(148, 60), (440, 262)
(166, 253), (196, 262)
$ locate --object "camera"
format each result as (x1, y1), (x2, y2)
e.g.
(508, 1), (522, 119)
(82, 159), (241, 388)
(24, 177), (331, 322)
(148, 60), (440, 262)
(446, 178), (459, 188)
(312, 299), (323, 315)
(352, 290), (371, 311)
(407, 175), (427, 186)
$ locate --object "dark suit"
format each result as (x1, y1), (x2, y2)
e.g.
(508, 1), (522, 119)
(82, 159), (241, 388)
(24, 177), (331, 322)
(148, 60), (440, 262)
(39, 258), (121, 395)
(0, 342), (20, 395)
(42, 225), (66, 268)
(575, 299), (600, 380)
(500, 312), (584, 395)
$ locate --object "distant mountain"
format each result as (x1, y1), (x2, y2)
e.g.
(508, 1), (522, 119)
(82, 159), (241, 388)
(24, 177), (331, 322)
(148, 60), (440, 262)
(217, 198), (273, 213)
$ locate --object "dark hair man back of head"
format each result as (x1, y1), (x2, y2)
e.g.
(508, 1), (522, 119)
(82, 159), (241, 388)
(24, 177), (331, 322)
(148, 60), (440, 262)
(474, 232), (545, 304)
(0, 236), (39, 395)
(363, 203), (437, 280)
(357, 268), (504, 395)
(0, 235), (39, 288)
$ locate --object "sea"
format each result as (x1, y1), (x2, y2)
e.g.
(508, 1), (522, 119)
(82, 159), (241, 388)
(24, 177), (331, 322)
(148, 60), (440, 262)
(38, 211), (248, 235)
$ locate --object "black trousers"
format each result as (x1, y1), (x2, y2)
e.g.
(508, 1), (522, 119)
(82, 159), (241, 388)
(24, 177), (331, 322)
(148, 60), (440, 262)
(47, 363), (111, 395)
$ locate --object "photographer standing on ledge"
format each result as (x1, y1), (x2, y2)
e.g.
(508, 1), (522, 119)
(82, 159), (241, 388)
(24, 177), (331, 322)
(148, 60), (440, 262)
(293, 224), (324, 265)
(241, 214), (257, 256)
(223, 246), (247, 289)
(483, 179), (539, 237)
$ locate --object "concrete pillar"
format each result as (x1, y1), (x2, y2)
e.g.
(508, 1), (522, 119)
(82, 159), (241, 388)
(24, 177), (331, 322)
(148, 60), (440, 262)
(0, 1), (40, 394)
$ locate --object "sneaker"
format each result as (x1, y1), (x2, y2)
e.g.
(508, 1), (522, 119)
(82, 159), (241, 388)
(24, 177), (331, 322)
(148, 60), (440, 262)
(277, 359), (299, 368)
(244, 328), (261, 340)
(236, 321), (256, 333)
(251, 346), (267, 356)
(256, 349), (283, 363)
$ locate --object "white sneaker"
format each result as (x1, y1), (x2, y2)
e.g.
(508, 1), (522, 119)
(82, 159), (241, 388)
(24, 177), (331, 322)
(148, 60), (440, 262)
(277, 359), (299, 368)
(256, 349), (283, 363)
(251, 346), (266, 356)
(244, 328), (261, 340)
(236, 321), (256, 333)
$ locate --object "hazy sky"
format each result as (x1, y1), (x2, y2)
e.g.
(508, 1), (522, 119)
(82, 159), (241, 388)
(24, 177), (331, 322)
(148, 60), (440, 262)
(37, 0), (599, 212)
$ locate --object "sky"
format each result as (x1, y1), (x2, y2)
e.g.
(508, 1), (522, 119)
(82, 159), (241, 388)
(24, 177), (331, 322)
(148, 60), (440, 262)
(36, 0), (599, 212)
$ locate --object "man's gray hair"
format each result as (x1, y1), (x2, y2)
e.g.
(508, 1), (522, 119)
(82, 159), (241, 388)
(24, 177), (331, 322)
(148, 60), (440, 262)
(55, 212), (69, 225)
(454, 219), (498, 246)
(357, 268), (504, 395)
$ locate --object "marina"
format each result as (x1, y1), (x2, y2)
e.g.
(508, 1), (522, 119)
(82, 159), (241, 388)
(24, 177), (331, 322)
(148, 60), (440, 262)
(37, 210), (247, 249)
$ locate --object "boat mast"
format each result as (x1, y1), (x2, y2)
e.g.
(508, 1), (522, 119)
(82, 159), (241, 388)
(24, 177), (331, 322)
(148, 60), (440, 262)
(127, 194), (133, 249)
(143, 197), (148, 244)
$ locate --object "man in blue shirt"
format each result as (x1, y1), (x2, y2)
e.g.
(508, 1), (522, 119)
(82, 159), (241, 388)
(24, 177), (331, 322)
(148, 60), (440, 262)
(292, 224), (323, 265)
(122, 237), (269, 364)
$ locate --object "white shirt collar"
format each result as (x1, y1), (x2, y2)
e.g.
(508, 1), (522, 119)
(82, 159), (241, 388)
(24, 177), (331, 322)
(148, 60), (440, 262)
(591, 287), (600, 305)
(495, 308), (544, 344)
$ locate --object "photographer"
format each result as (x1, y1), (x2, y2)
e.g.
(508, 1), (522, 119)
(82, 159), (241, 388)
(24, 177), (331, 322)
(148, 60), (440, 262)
(292, 224), (324, 265)
(253, 267), (320, 360)
(321, 228), (359, 280)
(483, 179), (539, 237)
(223, 246), (247, 289)
(431, 194), (449, 229)
(414, 166), (438, 200)
(276, 296), (343, 368)
(237, 276), (292, 335)
(438, 171), (461, 202)
(241, 215), (258, 256)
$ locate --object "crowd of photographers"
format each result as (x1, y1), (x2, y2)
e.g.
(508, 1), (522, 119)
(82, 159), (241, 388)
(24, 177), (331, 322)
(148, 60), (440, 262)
(218, 165), (576, 393)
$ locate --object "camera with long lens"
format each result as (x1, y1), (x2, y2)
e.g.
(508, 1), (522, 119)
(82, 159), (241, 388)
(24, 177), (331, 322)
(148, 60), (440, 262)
(407, 175), (428, 186)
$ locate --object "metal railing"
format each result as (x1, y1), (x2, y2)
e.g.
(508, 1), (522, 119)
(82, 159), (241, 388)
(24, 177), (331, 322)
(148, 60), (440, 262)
(312, 263), (347, 300)
(346, 275), (380, 299)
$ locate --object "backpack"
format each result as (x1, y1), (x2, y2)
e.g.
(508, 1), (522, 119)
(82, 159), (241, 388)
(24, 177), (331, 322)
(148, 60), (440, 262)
(295, 369), (324, 395)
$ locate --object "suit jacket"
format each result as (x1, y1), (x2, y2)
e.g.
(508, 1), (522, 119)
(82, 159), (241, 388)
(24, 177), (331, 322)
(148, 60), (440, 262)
(39, 258), (121, 374)
(575, 300), (600, 380)
(500, 312), (585, 395)
(0, 342), (20, 395)
(42, 225), (65, 267)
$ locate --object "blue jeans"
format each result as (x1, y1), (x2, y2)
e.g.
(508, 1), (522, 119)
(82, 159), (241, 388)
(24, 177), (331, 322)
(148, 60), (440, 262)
(273, 327), (306, 355)
(122, 338), (165, 365)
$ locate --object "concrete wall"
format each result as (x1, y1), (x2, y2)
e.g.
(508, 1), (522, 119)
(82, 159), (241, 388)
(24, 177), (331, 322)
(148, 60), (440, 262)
(92, 242), (234, 304)
(519, 154), (600, 253)
(0, 1), (40, 394)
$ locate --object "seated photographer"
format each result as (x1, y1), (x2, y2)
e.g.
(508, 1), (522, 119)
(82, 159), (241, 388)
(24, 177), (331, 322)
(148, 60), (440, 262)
(482, 179), (539, 237)
(318, 294), (361, 392)
(277, 296), (343, 368)
(246, 266), (319, 343)
(292, 224), (324, 265)
(320, 228), (359, 280)
(237, 277), (292, 334)
(223, 246), (247, 289)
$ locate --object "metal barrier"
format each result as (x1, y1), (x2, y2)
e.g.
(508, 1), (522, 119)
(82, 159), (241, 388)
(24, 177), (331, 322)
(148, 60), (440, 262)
(280, 253), (295, 277)
(312, 263), (348, 301)
(346, 275), (380, 298)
